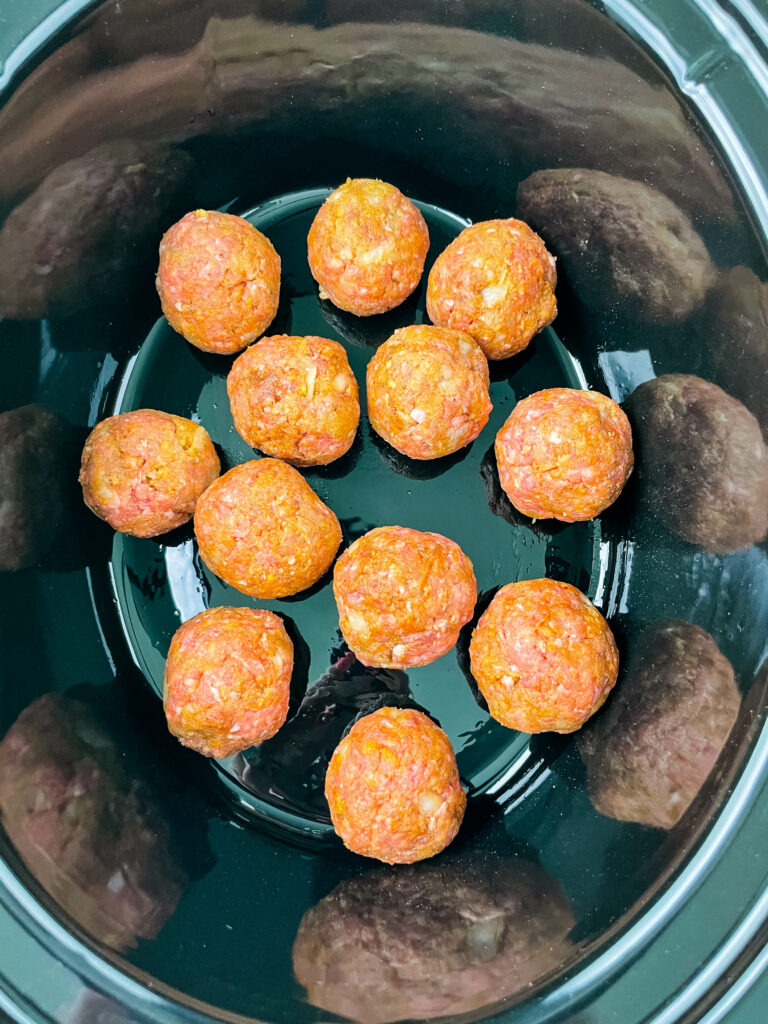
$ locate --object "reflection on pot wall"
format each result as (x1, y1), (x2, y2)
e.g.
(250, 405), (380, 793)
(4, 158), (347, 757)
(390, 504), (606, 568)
(0, 141), (195, 320)
(293, 852), (574, 1023)
(578, 620), (740, 830)
(0, 404), (75, 571)
(0, 10), (734, 227)
(0, 690), (190, 950)
(625, 374), (768, 554)
(703, 266), (768, 439)
(516, 168), (715, 325)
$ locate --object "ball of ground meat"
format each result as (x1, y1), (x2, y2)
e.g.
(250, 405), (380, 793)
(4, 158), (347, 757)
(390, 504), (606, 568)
(0, 404), (73, 571)
(469, 578), (618, 733)
(578, 621), (740, 829)
(516, 168), (715, 325)
(79, 410), (220, 538)
(307, 178), (429, 316)
(426, 218), (556, 360)
(333, 525), (477, 668)
(293, 854), (574, 1022)
(194, 458), (341, 598)
(324, 706), (466, 863)
(495, 388), (633, 522)
(625, 374), (768, 553)
(227, 334), (359, 466)
(157, 209), (280, 354)
(163, 606), (293, 758)
(0, 693), (185, 950)
(366, 324), (492, 460)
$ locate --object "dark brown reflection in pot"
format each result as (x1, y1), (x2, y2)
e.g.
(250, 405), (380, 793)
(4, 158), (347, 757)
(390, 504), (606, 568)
(292, 851), (574, 1023)
(516, 168), (715, 325)
(703, 266), (768, 439)
(0, 404), (76, 572)
(0, 141), (195, 320)
(0, 11), (734, 227)
(0, 690), (194, 950)
(625, 374), (768, 554)
(577, 620), (740, 830)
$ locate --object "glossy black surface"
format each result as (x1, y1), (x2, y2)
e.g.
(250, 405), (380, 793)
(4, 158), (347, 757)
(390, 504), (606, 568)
(108, 187), (601, 837)
(0, 1), (767, 1023)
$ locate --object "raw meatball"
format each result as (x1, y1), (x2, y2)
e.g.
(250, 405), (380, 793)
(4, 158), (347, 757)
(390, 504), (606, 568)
(307, 178), (429, 316)
(495, 387), (633, 522)
(324, 706), (466, 863)
(157, 209), (280, 354)
(0, 693), (185, 950)
(227, 334), (359, 466)
(0, 140), (194, 319)
(333, 525), (477, 668)
(426, 218), (556, 360)
(194, 458), (341, 598)
(366, 324), (492, 459)
(703, 266), (768, 437)
(0, 404), (73, 571)
(516, 168), (715, 324)
(469, 578), (618, 733)
(79, 410), (220, 538)
(625, 374), (768, 553)
(163, 606), (293, 758)
(578, 621), (740, 829)
(293, 854), (574, 1023)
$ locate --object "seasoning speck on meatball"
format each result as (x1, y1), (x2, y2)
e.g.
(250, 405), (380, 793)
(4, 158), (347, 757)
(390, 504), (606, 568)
(367, 324), (492, 460)
(194, 458), (341, 599)
(469, 578), (618, 733)
(163, 606), (293, 758)
(227, 334), (359, 466)
(157, 209), (280, 354)
(325, 706), (466, 863)
(427, 218), (556, 360)
(333, 526), (477, 668)
(495, 387), (633, 522)
(308, 178), (429, 316)
(79, 409), (220, 538)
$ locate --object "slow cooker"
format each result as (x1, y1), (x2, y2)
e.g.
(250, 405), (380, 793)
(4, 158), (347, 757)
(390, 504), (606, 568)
(0, 1), (766, 1022)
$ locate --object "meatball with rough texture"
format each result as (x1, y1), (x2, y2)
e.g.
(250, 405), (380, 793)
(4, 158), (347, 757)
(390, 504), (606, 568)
(325, 706), (466, 863)
(333, 526), (477, 668)
(625, 374), (768, 553)
(293, 854), (574, 1023)
(307, 178), (429, 316)
(227, 334), (359, 466)
(79, 410), (220, 538)
(516, 168), (715, 324)
(163, 606), (293, 758)
(578, 621), (740, 829)
(194, 458), (341, 598)
(495, 388), (633, 522)
(157, 209), (280, 354)
(470, 578), (618, 733)
(426, 218), (556, 360)
(367, 324), (492, 460)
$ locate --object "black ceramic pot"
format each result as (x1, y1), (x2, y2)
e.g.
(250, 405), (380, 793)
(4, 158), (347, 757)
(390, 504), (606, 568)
(0, 2), (767, 1023)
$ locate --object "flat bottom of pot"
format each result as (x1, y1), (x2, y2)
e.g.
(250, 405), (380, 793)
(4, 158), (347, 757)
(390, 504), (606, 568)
(104, 188), (612, 842)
